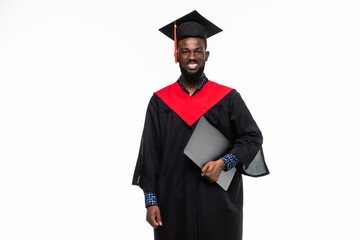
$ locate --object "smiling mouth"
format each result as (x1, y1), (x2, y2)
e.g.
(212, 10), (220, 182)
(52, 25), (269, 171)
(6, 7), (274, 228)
(187, 62), (199, 70)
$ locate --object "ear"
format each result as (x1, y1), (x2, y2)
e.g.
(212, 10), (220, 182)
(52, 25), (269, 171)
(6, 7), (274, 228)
(205, 51), (210, 61)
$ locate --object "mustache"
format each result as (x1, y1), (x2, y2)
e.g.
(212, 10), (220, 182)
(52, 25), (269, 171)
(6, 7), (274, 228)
(186, 60), (199, 64)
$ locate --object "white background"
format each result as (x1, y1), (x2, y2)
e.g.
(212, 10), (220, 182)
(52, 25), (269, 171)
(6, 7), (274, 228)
(1, 0), (359, 239)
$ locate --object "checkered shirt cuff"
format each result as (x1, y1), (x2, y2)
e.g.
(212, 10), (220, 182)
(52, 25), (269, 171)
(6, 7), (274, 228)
(144, 191), (158, 208)
(221, 153), (240, 171)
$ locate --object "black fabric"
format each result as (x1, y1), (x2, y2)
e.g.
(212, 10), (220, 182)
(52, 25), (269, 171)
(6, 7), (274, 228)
(132, 89), (269, 240)
(177, 21), (207, 40)
(159, 10), (222, 41)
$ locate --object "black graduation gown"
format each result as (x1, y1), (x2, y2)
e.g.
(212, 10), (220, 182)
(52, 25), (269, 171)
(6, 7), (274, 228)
(132, 81), (269, 240)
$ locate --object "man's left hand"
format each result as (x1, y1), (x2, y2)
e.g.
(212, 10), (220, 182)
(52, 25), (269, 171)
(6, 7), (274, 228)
(201, 159), (226, 183)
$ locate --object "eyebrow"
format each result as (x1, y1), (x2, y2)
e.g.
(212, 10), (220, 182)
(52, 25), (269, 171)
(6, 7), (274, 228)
(180, 47), (204, 51)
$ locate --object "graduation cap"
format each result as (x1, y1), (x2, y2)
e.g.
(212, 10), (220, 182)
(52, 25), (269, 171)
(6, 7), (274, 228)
(159, 10), (222, 63)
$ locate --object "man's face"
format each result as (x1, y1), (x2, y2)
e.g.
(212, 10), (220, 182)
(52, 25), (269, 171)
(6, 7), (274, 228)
(177, 37), (209, 82)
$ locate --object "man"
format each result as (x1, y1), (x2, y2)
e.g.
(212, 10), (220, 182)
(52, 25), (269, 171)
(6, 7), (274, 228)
(132, 10), (269, 240)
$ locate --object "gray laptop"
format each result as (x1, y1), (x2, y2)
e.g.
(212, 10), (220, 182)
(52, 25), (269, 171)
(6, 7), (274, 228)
(184, 116), (236, 191)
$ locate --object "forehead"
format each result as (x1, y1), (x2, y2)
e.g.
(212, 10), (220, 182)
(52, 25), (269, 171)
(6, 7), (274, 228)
(178, 37), (206, 49)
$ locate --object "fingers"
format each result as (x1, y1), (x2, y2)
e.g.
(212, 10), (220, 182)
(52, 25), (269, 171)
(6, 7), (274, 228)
(146, 206), (163, 228)
(156, 209), (163, 227)
(201, 162), (213, 180)
(201, 162), (210, 177)
(201, 161), (221, 183)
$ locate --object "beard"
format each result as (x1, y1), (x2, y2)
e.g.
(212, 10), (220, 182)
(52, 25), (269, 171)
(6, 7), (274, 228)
(179, 63), (205, 84)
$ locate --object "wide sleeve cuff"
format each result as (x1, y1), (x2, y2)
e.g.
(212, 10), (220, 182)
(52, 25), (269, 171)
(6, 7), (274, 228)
(144, 191), (158, 208)
(240, 148), (269, 177)
(221, 153), (240, 171)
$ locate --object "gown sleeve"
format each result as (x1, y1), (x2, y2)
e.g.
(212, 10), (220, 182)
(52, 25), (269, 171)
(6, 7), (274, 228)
(132, 94), (162, 192)
(229, 91), (269, 177)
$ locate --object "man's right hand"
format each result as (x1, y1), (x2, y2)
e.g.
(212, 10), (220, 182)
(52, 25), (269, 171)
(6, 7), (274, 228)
(146, 205), (163, 228)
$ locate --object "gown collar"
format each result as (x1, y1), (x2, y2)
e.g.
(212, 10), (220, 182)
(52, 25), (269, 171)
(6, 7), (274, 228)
(177, 74), (208, 96)
(155, 78), (234, 126)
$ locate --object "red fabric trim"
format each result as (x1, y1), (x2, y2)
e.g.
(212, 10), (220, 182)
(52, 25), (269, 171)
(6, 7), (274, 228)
(155, 80), (234, 126)
(174, 21), (177, 63)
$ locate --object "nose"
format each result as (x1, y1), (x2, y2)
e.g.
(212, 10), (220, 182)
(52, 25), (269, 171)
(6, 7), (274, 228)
(188, 51), (196, 60)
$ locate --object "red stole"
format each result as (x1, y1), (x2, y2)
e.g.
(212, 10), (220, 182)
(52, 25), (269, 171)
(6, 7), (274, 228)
(155, 80), (233, 126)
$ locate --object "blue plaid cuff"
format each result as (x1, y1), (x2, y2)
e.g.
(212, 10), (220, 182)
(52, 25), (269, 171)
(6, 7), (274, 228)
(221, 153), (240, 171)
(144, 191), (158, 207)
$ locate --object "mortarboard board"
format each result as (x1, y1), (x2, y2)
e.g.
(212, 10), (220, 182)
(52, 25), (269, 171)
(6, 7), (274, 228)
(159, 10), (222, 63)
